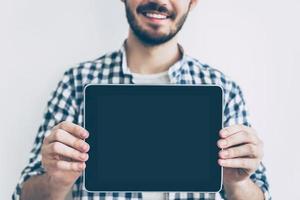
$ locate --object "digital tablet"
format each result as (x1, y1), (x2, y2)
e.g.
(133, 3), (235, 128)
(84, 84), (223, 193)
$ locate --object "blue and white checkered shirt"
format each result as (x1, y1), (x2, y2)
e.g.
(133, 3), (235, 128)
(13, 43), (271, 200)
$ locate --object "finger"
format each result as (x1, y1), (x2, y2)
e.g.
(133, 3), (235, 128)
(47, 142), (89, 162)
(46, 159), (86, 172)
(53, 121), (89, 139)
(217, 130), (259, 149)
(218, 158), (259, 170)
(219, 144), (261, 159)
(44, 129), (89, 152)
(219, 124), (253, 138)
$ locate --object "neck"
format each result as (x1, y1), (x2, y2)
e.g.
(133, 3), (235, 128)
(125, 30), (182, 74)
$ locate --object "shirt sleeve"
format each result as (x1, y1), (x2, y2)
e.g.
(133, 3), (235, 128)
(219, 83), (271, 200)
(12, 69), (78, 200)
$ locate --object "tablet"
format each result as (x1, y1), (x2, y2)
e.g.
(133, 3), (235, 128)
(84, 84), (223, 193)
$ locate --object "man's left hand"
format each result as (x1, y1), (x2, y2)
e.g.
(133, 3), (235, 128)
(217, 125), (264, 185)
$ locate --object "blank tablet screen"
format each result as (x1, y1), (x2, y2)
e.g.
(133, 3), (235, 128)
(84, 85), (223, 192)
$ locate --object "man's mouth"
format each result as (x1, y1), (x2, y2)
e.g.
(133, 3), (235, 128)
(136, 2), (175, 21)
(142, 11), (170, 20)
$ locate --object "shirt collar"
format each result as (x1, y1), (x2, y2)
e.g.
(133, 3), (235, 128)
(119, 40), (189, 83)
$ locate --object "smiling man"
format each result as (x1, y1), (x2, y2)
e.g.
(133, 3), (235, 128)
(13, 0), (270, 200)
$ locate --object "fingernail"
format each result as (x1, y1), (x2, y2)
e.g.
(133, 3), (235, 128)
(79, 163), (85, 170)
(220, 129), (228, 137)
(81, 145), (85, 151)
(219, 159), (225, 165)
(81, 144), (89, 152)
(81, 131), (89, 138)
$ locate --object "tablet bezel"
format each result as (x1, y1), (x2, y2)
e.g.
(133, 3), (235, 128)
(83, 84), (223, 193)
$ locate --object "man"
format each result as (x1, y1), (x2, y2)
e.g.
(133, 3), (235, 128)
(13, 0), (271, 199)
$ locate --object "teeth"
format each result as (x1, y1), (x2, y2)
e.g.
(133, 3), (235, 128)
(145, 12), (167, 19)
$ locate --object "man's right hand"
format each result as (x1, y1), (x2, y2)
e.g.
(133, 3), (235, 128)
(41, 121), (90, 188)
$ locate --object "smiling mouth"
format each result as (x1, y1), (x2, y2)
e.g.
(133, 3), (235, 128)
(141, 11), (170, 20)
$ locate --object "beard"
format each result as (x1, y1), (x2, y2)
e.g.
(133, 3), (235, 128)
(125, 1), (190, 46)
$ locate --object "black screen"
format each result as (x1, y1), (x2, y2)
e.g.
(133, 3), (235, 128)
(84, 85), (223, 192)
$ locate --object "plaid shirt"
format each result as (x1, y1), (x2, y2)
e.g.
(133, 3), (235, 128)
(13, 43), (271, 200)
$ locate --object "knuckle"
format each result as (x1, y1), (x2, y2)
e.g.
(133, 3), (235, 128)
(228, 148), (234, 157)
(248, 144), (256, 155)
(41, 145), (46, 155)
(61, 121), (68, 126)
(74, 125), (81, 132)
(52, 124), (59, 131)
(233, 148), (240, 157)
(41, 152), (46, 162)
(60, 121), (69, 129)
(223, 138), (230, 146)
(43, 135), (50, 144)
(244, 130), (251, 138)
(52, 142), (61, 153)
(43, 136), (48, 143)
(245, 131), (255, 143)
(53, 130), (62, 141)
(75, 126), (85, 136)
(75, 128), (83, 137)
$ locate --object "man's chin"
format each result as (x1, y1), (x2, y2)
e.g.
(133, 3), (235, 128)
(130, 22), (176, 45)
(138, 36), (172, 46)
(146, 33), (169, 40)
(139, 29), (171, 40)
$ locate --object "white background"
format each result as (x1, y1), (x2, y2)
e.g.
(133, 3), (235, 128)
(1, 0), (299, 199)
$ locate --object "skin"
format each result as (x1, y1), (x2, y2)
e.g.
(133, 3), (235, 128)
(218, 125), (265, 200)
(21, 121), (90, 200)
(21, 1), (265, 200)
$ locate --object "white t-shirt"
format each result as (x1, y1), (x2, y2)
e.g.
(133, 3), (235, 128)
(131, 70), (170, 85)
